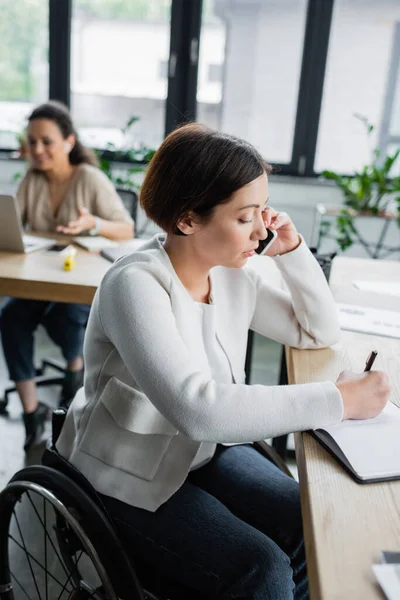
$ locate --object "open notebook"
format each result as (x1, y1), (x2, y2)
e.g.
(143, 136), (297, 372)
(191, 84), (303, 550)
(312, 402), (400, 483)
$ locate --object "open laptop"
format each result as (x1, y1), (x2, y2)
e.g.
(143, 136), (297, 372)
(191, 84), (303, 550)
(0, 194), (55, 253)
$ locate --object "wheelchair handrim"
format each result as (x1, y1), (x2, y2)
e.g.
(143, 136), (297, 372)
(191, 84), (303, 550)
(0, 480), (118, 600)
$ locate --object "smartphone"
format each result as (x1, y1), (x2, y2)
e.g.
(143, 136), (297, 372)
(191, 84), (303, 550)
(255, 228), (277, 255)
(47, 244), (69, 253)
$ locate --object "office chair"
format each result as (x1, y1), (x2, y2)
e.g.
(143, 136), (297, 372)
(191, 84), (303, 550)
(0, 357), (66, 416)
(116, 187), (139, 223)
(116, 187), (154, 237)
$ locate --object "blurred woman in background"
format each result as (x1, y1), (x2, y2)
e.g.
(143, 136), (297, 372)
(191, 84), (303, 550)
(0, 100), (134, 451)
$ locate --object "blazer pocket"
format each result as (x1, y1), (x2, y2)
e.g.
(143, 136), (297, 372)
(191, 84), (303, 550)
(101, 377), (178, 436)
(80, 377), (178, 482)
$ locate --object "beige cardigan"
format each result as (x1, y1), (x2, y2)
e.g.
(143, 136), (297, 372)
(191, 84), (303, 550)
(17, 164), (132, 232)
(57, 234), (344, 512)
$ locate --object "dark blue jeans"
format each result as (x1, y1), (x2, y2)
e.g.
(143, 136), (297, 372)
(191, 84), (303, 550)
(100, 444), (308, 599)
(0, 298), (90, 382)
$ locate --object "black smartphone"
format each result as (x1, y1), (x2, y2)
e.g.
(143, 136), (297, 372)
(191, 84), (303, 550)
(255, 228), (277, 255)
(47, 244), (69, 253)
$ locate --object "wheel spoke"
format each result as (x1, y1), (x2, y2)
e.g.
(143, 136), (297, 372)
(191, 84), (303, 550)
(26, 491), (71, 580)
(56, 550), (83, 600)
(9, 568), (36, 600)
(6, 486), (113, 600)
(8, 534), (73, 593)
(12, 509), (42, 600)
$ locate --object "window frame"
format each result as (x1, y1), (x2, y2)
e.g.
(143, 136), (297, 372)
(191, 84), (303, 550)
(377, 21), (400, 161)
(49, 0), (72, 107)
(0, 0), (338, 178)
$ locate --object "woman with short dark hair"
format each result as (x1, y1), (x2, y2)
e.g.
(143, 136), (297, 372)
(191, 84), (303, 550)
(0, 101), (134, 451)
(57, 123), (389, 599)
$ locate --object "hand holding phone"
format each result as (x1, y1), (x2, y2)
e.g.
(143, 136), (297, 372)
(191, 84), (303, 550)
(261, 207), (301, 256)
(255, 228), (278, 255)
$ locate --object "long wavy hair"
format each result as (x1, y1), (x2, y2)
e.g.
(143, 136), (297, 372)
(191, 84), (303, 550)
(27, 101), (98, 167)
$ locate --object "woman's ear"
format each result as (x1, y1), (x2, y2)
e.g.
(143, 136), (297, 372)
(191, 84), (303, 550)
(175, 213), (201, 236)
(65, 134), (76, 153)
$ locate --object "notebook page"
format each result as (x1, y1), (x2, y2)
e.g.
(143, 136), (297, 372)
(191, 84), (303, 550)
(320, 403), (400, 479)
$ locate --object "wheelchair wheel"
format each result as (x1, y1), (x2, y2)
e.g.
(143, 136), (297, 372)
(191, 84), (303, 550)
(0, 466), (145, 600)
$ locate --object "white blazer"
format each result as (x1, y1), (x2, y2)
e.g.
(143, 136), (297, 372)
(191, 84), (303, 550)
(57, 234), (343, 511)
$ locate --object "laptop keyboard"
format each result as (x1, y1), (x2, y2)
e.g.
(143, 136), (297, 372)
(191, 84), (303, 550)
(23, 234), (53, 249)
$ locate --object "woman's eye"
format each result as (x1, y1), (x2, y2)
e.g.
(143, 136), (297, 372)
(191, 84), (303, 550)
(239, 219), (252, 224)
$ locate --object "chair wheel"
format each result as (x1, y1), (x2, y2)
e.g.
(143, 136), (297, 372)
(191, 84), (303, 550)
(0, 398), (9, 416)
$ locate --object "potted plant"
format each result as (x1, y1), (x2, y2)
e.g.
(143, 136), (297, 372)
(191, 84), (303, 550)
(321, 115), (400, 255)
(97, 115), (156, 194)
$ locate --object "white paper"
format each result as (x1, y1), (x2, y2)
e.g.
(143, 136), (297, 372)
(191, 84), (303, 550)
(353, 280), (400, 297)
(322, 403), (400, 479)
(337, 303), (400, 339)
(73, 236), (119, 251)
(23, 234), (55, 244)
(373, 564), (400, 600)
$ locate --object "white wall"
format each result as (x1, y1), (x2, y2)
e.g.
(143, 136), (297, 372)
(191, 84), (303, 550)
(1, 155), (398, 259)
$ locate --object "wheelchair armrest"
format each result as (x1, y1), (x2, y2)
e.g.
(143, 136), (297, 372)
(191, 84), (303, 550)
(52, 408), (67, 446)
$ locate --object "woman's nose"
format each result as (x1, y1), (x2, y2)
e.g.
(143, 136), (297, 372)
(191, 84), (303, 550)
(33, 141), (44, 154)
(252, 214), (267, 240)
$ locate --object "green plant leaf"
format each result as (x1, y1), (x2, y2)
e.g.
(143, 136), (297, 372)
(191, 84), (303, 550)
(122, 115), (140, 134)
(353, 113), (374, 135)
(322, 114), (400, 219)
(95, 114), (156, 192)
(320, 220), (331, 237)
(383, 149), (400, 177)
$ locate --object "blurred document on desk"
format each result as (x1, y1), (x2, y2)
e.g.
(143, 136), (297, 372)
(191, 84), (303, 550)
(73, 236), (119, 251)
(337, 303), (400, 339)
(373, 564), (400, 600)
(353, 280), (400, 297)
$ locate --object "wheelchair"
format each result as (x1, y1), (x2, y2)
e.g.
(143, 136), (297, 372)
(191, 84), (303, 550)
(0, 410), (292, 600)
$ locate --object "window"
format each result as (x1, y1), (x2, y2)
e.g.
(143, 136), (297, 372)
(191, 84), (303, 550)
(208, 63), (222, 83)
(315, 0), (400, 174)
(159, 59), (168, 80)
(0, 0), (48, 149)
(377, 20), (400, 176)
(71, 0), (172, 151)
(197, 0), (307, 164)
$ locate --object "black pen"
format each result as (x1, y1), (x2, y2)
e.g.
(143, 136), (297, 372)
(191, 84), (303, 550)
(364, 350), (378, 372)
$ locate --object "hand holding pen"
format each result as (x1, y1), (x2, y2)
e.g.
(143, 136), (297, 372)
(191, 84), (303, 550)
(336, 350), (391, 420)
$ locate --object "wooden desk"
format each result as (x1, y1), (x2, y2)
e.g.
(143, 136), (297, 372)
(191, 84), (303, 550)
(0, 245), (111, 304)
(288, 256), (400, 600)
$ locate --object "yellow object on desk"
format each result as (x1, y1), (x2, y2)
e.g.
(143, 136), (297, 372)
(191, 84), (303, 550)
(62, 245), (77, 271)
